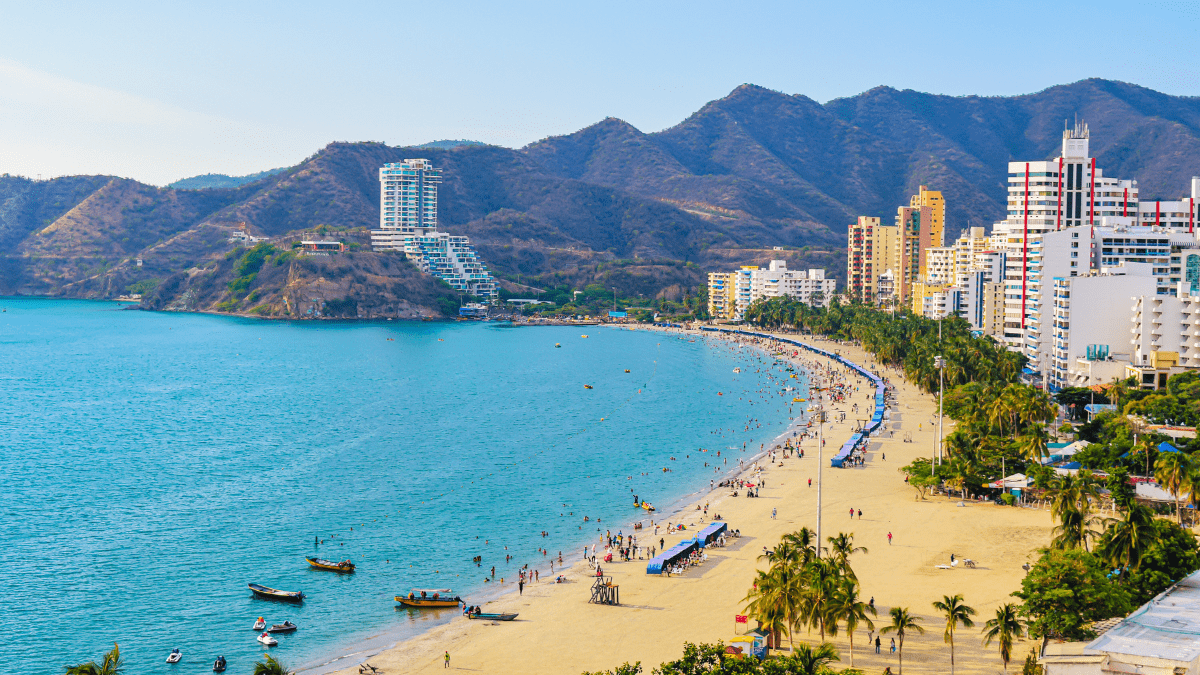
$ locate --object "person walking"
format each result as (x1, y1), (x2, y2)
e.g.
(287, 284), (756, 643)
(890, 638), (896, 654)
(518, 579), (524, 595)
(887, 532), (893, 545)
(857, 509), (862, 519)
(771, 507), (777, 520)
(874, 636), (881, 654)
(849, 507), (854, 519)
(444, 651), (450, 668)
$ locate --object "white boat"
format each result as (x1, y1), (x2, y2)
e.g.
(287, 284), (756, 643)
(253, 617), (265, 631)
(166, 649), (182, 664)
(257, 632), (277, 646)
(733, 367), (741, 373)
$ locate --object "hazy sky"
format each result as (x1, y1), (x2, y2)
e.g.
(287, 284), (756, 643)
(2, 0), (1198, 185)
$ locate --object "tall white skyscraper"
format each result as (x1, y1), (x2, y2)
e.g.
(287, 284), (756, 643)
(371, 159), (497, 300)
(372, 159), (442, 250)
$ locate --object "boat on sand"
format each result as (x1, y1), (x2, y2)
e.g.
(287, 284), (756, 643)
(468, 611), (518, 621)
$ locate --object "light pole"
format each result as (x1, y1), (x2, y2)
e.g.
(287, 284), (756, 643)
(612, 287), (617, 313)
(815, 399), (825, 558)
(934, 355), (945, 474)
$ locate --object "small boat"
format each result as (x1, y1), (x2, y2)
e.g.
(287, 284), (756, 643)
(248, 583), (304, 602)
(468, 612), (518, 621)
(624, 369), (630, 373)
(733, 367), (741, 373)
(554, 343), (561, 348)
(641, 502), (655, 512)
(584, 384), (593, 389)
(257, 632), (277, 646)
(213, 656), (227, 673)
(267, 621), (297, 634)
(306, 557), (355, 573)
(166, 649), (182, 664)
(581, 335), (588, 338)
(253, 617), (265, 631)
(395, 589), (460, 608)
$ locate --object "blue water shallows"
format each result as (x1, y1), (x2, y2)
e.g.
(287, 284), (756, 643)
(0, 299), (801, 674)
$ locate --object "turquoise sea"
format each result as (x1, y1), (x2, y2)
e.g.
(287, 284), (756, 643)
(0, 299), (801, 675)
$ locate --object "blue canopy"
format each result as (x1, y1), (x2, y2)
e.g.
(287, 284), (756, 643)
(1159, 441), (1181, 454)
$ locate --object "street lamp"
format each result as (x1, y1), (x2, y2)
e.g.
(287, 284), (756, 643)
(934, 355), (946, 475)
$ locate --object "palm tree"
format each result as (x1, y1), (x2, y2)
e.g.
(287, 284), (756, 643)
(880, 606), (925, 674)
(789, 642), (840, 674)
(826, 532), (868, 580)
(981, 603), (1024, 672)
(1097, 502), (1157, 572)
(65, 644), (123, 675)
(743, 568), (793, 650)
(932, 594), (976, 675)
(825, 579), (875, 667)
(1155, 451), (1193, 524)
(253, 654), (291, 675)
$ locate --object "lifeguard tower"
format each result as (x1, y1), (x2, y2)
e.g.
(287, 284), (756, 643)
(589, 575), (619, 605)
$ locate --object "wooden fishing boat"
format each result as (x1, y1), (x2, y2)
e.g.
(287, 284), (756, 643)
(248, 583), (304, 602)
(395, 589), (460, 608)
(468, 612), (518, 621)
(306, 557), (355, 573)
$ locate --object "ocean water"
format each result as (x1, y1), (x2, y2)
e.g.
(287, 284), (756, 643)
(0, 299), (802, 675)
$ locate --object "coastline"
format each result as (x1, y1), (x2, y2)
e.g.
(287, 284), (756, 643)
(298, 325), (799, 674)
(318, 326), (1058, 675)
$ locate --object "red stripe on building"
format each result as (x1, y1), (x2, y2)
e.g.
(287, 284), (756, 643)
(1022, 163), (1030, 329)
(1123, 187), (1128, 217)
(1157, 201), (1161, 226)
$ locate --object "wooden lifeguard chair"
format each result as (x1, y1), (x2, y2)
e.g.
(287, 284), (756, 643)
(589, 575), (619, 605)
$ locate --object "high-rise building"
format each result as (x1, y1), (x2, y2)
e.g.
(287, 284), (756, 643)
(707, 272), (736, 320)
(372, 159), (497, 300)
(847, 216), (894, 303)
(373, 159), (442, 250)
(910, 185), (946, 250)
(895, 205), (933, 303)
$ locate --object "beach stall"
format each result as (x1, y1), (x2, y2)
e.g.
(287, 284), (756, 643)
(695, 521), (728, 548)
(830, 433), (862, 467)
(645, 539), (699, 575)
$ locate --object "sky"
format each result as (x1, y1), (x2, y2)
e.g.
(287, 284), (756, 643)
(2, 0), (1199, 186)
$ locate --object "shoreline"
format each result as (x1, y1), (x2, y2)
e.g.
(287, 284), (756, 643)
(317, 326), (896, 675)
(298, 325), (801, 674)
(318, 326), (1056, 675)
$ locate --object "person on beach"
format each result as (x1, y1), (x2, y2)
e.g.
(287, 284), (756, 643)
(875, 636), (881, 654)
(444, 651), (450, 668)
(771, 507), (776, 520)
(887, 532), (892, 544)
(890, 638), (896, 654)
(518, 579), (524, 595)
(857, 509), (862, 519)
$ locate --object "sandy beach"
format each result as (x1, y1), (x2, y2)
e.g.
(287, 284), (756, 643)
(327, 328), (1056, 675)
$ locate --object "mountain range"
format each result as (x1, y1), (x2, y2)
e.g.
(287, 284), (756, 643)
(3, 78), (1200, 318)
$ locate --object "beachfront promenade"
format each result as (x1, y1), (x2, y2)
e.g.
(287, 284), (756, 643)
(331, 329), (1056, 675)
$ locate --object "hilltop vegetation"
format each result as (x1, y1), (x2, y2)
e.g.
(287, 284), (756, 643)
(5, 79), (1200, 317)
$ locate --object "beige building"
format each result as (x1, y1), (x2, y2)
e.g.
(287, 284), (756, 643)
(910, 184), (946, 251)
(847, 216), (898, 304)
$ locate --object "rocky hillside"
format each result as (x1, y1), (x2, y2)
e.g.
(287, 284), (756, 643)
(3, 78), (1200, 318)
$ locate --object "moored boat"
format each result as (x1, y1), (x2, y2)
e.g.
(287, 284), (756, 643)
(305, 557), (355, 573)
(257, 632), (277, 646)
(468, 612), (518, 621)
(253, 617), (265, 631)
(166, 649), (182, 664)
(395, 589), (460, 608)
(212, 656), (227, 673)
(248, 583), (304, 602)
(267, 621), (297, 634)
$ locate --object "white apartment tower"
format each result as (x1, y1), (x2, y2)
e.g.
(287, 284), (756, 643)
(372, 159), (497, 300)
(373, 159), (443, 250)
